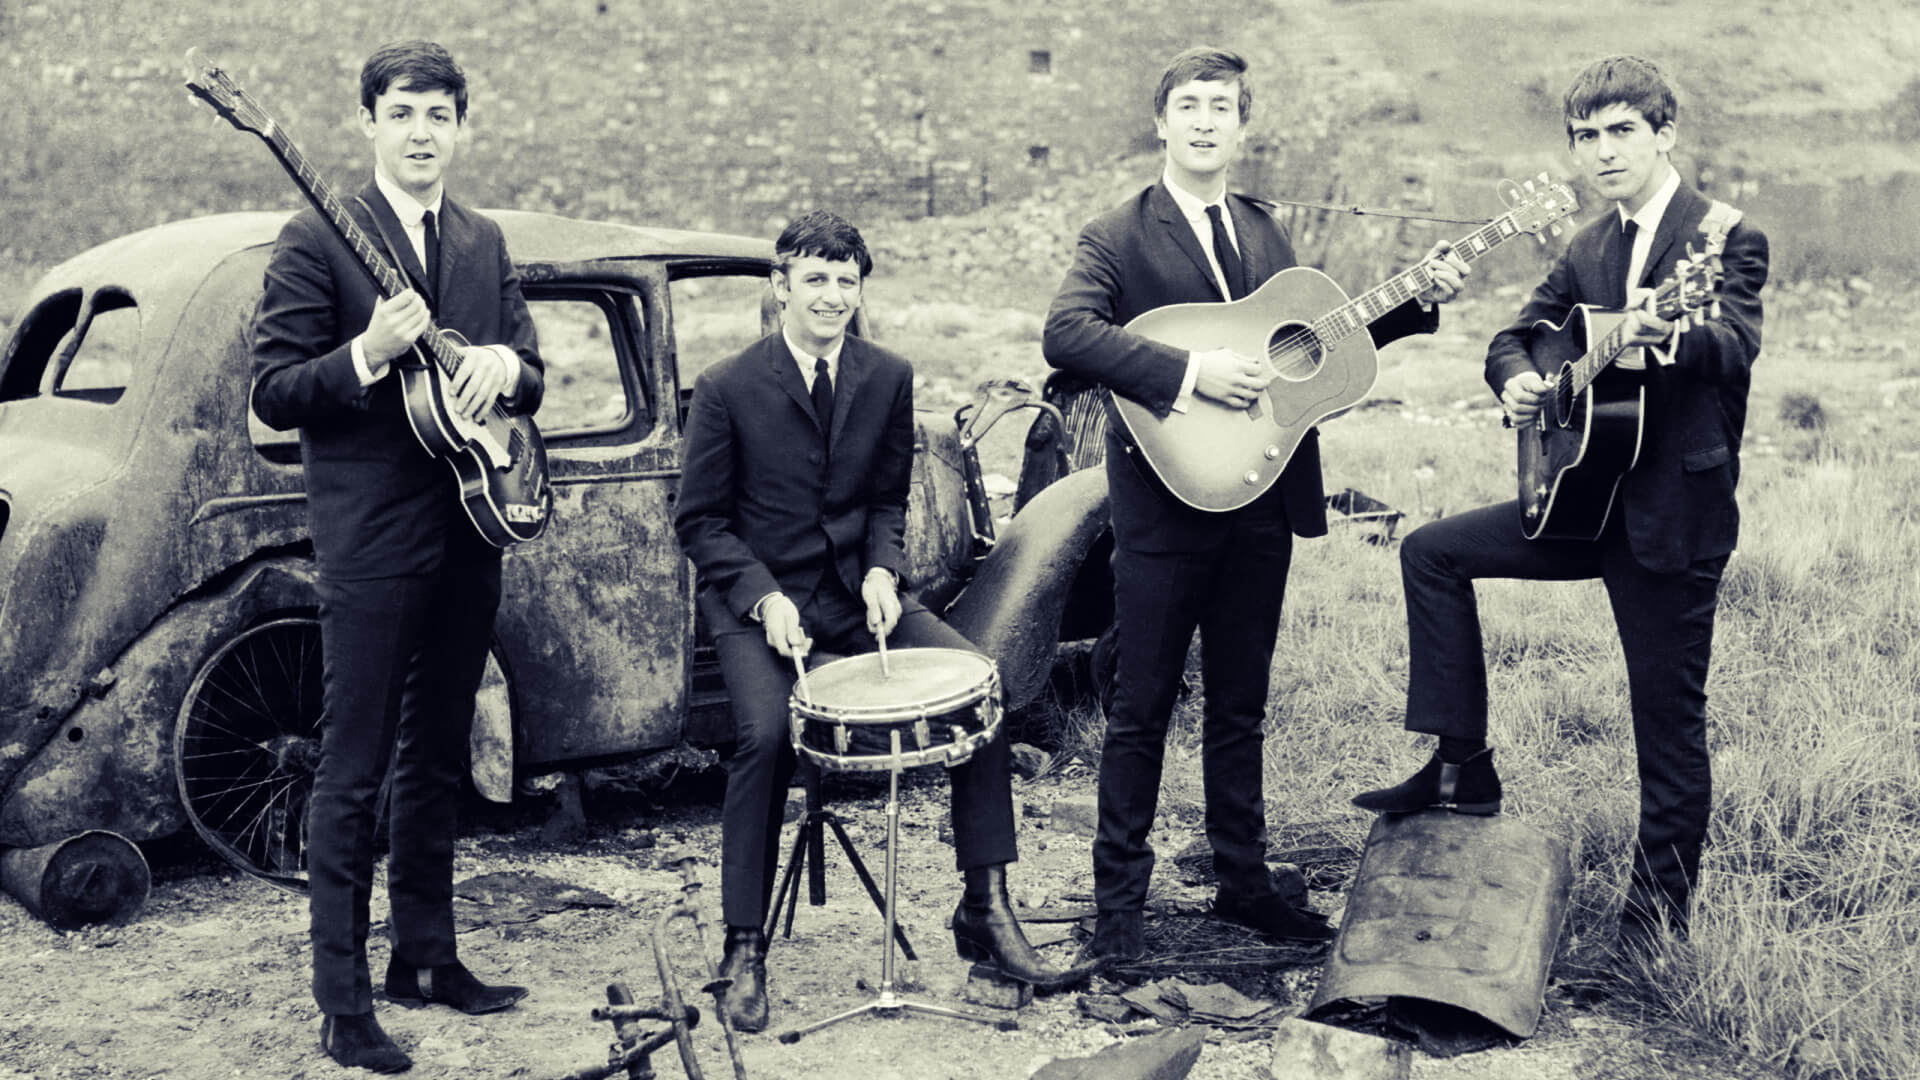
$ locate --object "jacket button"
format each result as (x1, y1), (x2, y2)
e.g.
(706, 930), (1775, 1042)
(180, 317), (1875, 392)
(809, 451), (823, 465)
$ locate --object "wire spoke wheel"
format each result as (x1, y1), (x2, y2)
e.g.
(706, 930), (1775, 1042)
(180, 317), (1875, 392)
(173, 618), (324, 893)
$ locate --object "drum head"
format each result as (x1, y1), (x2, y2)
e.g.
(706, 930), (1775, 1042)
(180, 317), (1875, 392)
(797, 647), (993, 715)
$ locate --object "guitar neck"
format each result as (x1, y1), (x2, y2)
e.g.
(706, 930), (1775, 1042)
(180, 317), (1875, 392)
(1564, 281), (1687, 396)
(255, 124), (463, 378)
(1308, 211), (1529, 346)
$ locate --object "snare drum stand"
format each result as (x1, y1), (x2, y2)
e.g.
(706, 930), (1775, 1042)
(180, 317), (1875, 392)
(765, 763), (914, 959)
(776, 732), (1015, 1043)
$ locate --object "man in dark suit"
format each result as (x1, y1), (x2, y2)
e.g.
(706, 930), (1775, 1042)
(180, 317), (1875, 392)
(1353, 55), (1769, 953)
(1043, 46), (1469, 963)
(252, 40), (541, 1074)
(674, 210), (1090, 1033)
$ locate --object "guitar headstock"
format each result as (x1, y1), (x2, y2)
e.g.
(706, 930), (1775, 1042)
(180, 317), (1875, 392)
(1496, 173), (1580, 243)
(1651, 248), (1725, 327)
(183, 48), (275, 139)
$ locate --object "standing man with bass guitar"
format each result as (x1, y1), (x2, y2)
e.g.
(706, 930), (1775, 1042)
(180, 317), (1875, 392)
(1043, 45), (1469, 964)
(1352, 56), (1768, 957)
(251, 40), (541, 1073)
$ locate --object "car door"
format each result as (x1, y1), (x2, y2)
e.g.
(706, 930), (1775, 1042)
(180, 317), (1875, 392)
(495, 261), (695, 770)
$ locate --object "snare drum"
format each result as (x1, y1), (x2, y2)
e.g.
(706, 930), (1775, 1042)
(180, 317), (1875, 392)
(789, 648), (1003, 773)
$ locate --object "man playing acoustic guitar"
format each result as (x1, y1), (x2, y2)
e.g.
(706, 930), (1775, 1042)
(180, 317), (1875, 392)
(1043, 45), (1469, 964)
(1352, 55), (1769, 958)
(252, 40), (542, 1073)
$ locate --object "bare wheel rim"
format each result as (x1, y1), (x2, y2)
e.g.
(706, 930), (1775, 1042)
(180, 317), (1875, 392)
(173, 617), (323, 893)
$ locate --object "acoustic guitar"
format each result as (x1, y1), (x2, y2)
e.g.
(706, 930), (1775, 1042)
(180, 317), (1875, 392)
(1115, 175), (1578, 512)
(186, 49), (551, 547)
(1516, 252), (1723, 540)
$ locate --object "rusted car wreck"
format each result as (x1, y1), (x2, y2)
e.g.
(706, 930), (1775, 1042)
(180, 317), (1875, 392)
(0, 211), (1113, 920)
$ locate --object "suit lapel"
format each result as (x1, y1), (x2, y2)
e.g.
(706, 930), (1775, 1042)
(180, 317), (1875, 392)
(1150, 182), (1226, 300)
(1635, 184), (1703, 291)
(830, 336), (872, 450)
(1226, 195), (1267, 294)
(358, 182), (434, 300)
(435, 197), (465, 304)
(767, 335), (823, 434)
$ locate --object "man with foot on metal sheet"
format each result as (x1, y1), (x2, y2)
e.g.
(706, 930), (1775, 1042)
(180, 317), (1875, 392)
(674, 210), (1095, 1033)
(1352, 55), (1769, 957)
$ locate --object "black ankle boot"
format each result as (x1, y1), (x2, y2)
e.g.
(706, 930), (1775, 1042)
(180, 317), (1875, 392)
(717, 925), (769, 1033)
(952, 864), (1103, 992)
(319, 1011), (412, 1073)
(1351, 748), (1502, 815)
(383, 957), (527, 1015)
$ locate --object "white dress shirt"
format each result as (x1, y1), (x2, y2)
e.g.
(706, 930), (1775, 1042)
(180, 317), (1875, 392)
(1614, 165), (1682, 369)
(781, 326), (844, 390)
(1161, 169), (1242, 412)
(350, 172), (520, 388)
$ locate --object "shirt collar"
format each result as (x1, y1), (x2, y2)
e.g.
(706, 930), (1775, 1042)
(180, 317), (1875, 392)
(1162, 168), (1229, 223)
(373, 170), (444, 227)
(1616, 165), (1680, 234)
(781, 325), (845, 373)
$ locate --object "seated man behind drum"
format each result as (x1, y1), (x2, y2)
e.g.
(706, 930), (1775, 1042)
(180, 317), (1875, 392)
(673, 210), (1092, 1033)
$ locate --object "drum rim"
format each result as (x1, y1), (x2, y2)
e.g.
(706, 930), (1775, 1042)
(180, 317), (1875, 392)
(789, 648), (999, 721)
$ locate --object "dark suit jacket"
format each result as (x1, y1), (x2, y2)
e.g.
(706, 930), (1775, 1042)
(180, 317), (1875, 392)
(675, 331), (915, 629)
(1487, 182), (1768, 573)
(1043, 181), (1437, 550)
(251, 183), (543, 581)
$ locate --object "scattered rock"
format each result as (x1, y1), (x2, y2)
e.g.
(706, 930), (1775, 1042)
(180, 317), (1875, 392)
(1010, 742), (1051, 780)
(1788, 1033), (1844, 1079)
(1031, 1027), (1206, 1080)
(1268, 1017), (1411, 1079)
(963, 963), (1033, 1010)
(1050, 796), (1098, 837)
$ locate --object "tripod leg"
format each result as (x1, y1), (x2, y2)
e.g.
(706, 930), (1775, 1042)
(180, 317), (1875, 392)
(765, 814), (812, 941)
(807, 810), (827, 905)
(825, 815), (917, 961)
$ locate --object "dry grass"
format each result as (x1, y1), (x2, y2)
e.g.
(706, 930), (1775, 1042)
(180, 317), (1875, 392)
(876, 276), (1920, 1079)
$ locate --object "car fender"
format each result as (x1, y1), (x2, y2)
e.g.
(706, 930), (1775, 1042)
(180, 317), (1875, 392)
(944, 467), (1110, 711)
(0, 556), (318, 848)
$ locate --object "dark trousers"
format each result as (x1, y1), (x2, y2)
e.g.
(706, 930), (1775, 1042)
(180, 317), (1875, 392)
(1400, 500), (1725, 931)
(1095, 494), (1294, 913)
(307, 554), (501, 1016)
(707, 579), (1017, 929)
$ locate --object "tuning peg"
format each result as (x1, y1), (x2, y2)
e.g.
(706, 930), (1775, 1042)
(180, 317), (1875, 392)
(1549, 223), (1563, 237)
(1710, 299), (1723, 319)
(1523, 178), (1536, 192)
(1536, 171), (1550, 184)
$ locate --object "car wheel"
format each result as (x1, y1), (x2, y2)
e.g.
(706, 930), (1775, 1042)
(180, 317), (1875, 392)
(173, 617), (323, 894)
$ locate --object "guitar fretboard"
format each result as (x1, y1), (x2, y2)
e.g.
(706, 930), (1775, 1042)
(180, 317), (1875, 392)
(1564, 275), (1692, 395)
(1302, 211), (1530, 351)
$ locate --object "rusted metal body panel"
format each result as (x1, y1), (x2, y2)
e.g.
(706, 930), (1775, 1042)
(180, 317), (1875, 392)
(1308, 810), (1573, 1039)
(946, 468), (1110, 710)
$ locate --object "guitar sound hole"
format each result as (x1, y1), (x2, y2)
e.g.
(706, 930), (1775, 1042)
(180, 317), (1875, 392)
(1267, 322), (1324, 382)
(1553, 376), (1577, 429)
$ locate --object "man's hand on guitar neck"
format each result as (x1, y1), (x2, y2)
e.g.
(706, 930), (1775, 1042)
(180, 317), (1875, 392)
(1192, 348), (1273, 411)
(354, 290), (433, 383)
(1414, 240), (1471, 305)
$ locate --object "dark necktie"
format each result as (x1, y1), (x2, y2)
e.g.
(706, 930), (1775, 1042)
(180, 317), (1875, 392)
(1614, 217), (1640, 302)
(421, 209), (440, 305)
(1205, 204), (1245, 300)
(811, 356), (834, 440)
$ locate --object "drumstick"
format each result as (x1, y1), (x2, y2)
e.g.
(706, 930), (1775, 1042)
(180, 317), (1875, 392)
(791, 651), (812, 703)
(876, 625), (891, 679)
